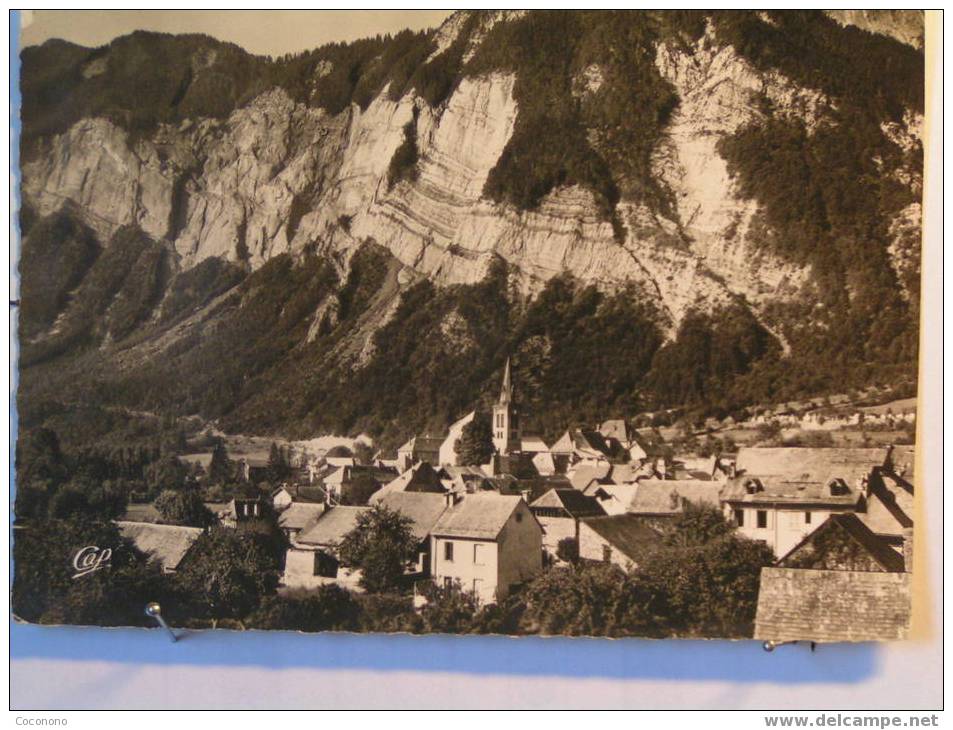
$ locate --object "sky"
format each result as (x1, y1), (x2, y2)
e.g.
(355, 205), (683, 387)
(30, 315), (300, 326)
(18, 10), (454, 57)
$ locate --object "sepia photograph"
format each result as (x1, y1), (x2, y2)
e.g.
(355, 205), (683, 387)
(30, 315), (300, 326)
(12, 9), (926, 649)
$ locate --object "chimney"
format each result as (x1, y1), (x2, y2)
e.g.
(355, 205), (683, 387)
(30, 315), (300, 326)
(902, 527), (914, 573)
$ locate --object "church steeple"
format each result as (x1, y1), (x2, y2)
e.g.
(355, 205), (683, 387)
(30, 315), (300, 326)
(498, 357), (513, 405)
(492, 357), (520, 456)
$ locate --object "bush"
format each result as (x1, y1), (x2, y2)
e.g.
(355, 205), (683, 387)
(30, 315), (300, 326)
(386, 116), (420, 189)
(248, 586), (360, 632)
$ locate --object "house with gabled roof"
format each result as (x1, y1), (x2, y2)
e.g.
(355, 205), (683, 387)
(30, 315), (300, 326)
(430, 494), (542, 603)
(321, 463), (398, 505)
(369, 462), (446, 503)
(777, 513), (907, 573)
(282, 505), (370, 590)
(577, 514), (663, 571)
(599, 419), (631, 446)
(116, 521), (203, 573)
(628, 479), (724, 517)
(722, 446), (886, 557)
(277, 502), (325, 542)
(377, 491), (450, 576)
(529, 488), (605, 558)
(583, 480), (640, 516)
(397, 434), (444, 471)
(567, 461), (612, 491)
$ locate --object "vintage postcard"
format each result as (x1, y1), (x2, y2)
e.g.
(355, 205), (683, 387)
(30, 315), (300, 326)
(13, 10), (924, 641)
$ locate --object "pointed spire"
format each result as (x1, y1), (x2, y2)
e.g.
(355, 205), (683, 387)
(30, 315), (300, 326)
(498, 357), (513, 405)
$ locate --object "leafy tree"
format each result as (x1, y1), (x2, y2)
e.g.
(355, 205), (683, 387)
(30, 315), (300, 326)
(337, 505), (419, 593)
(556, 536), (580, 564)
(454, 412), (495, 465)
(662, 503), (735, 548)
(144, 454), (189, 494)
(236, 515), (289, 569)
(154, 489), (213, 527)
(12, 517), (167, 626)
(352, 441), (376, 466)
(47, 478), (127, 520)
(208, 439), (232, 485)
(174, 526), (280, 625)
(418, 580), (481, 634)
(267, 441), (291, 482)
(629, 535), (774, 637)
(522, 561), (633, 636)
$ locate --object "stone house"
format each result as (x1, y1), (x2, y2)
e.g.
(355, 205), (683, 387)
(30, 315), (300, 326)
(429, 494), (542, 604)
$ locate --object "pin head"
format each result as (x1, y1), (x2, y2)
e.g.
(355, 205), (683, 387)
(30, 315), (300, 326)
(145, 602), (162, 618)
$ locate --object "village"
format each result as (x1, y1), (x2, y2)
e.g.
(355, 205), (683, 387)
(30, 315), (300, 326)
(113, 359), (916, 640)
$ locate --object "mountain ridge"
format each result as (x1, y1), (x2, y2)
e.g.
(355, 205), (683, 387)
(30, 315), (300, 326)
(16, 10), (924, 447)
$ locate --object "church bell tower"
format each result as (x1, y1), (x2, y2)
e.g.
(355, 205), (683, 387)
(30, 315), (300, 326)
(492, 358), (520, 456)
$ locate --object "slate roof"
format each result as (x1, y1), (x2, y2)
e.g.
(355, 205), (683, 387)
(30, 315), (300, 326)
(431, 494), (524, 540)
(723, 448), (883, 507)
(579, 515), (663, 563)
(116, 521), (203, 571)
(377, 492), (449, 542)
(779, 513), (907, 573)
(278, 502), (325, 532)
(568, 462), (612, 490)
(629, 479), (724, 515)
(886, 445), (916, 488)
(721, 476), (862, 507)
(521, 436), (551, 453)
(859, 477), (914, 538)
(550, 431), (574, 454)
(754, 568), (911, 642)
(370, 463), (446, 502)
(584, 481), (639, 515)
(607, 462), (644, 484)
(530, 488), (606, 518)
(575, 429), (623, 459)
(296, 506), (370, 547)
(736, 447), (886, 483)
(277, 485), (328, 504)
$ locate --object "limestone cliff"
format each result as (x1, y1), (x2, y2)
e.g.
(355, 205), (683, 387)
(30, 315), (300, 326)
(16, 10), (925, 440)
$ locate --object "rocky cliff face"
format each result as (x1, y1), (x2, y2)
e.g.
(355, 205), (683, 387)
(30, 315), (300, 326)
(16, 10), (925, 441)
(22, 17), (845, 336)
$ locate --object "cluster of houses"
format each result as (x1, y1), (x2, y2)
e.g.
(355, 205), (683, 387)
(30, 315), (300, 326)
(115, 360), (916, 639)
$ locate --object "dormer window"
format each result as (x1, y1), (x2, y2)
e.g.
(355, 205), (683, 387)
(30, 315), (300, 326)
(744, 478), (763, 495)
(827, 478), (849, 496)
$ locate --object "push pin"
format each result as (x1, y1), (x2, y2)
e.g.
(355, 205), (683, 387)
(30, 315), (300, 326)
(145, 602), (178, 643)
(762, 640), (817, 652)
